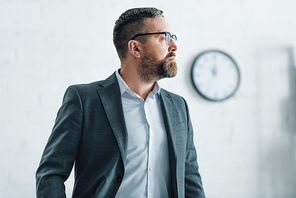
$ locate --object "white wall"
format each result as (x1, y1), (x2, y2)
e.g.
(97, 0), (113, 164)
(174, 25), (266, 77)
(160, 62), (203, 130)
(1, 0), (296, 197)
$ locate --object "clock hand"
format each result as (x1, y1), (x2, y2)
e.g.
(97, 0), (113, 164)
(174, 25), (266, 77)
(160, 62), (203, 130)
(211, 65), (217, 76)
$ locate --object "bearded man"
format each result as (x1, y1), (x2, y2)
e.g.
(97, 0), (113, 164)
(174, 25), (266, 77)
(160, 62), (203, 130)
(36, 7), (206, 198)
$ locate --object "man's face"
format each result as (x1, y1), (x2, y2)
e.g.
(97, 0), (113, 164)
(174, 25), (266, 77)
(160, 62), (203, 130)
(138, 16), (178, 83)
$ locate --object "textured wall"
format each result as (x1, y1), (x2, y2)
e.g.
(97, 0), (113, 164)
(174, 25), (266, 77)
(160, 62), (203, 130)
(1, 0), (296, 197)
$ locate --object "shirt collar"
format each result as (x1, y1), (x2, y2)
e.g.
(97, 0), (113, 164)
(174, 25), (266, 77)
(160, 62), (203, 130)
(115, 69), (161, 97)
(115, 69), (130, 95)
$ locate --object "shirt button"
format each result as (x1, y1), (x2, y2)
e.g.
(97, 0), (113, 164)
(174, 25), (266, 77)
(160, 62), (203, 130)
(149, 192), (152, 196)
(149, 167), (152, 171)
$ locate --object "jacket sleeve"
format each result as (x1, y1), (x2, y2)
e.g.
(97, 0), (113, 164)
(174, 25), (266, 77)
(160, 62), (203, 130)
(183, 99), (206, 198)
(36, 86), (83, 198)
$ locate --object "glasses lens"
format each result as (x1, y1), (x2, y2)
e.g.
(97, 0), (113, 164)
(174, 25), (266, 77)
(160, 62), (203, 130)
(172, 35), (177, 42)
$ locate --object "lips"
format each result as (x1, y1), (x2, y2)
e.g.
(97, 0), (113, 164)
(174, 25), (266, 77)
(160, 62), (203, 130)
(166, 52), (176, 60)
(168, 57), (175, 62)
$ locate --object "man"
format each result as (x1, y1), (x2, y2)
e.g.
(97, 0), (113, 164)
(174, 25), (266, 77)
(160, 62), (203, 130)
(36, 7), (206, 198)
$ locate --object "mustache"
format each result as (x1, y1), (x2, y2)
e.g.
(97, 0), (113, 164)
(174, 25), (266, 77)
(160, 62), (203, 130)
(165, 52), (176, 59)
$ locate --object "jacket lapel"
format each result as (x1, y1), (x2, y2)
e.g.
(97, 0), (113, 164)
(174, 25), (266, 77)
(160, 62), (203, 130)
(159, 89), (177, 164)
(97, 72), (128, 167)
(160, 89), (179, 197)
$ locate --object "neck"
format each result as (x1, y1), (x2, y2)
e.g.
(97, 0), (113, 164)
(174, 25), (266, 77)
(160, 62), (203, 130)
(119, 64), (155, 100)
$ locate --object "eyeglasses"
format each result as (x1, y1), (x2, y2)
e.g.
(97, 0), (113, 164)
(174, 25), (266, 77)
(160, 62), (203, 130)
(131, 32), (177, 45)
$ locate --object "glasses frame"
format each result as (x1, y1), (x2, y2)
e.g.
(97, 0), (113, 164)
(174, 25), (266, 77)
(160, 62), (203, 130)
(131, 32), (177, 45)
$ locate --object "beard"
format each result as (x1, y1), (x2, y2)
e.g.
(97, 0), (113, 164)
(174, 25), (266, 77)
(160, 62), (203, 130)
(139, 51), (177, 83)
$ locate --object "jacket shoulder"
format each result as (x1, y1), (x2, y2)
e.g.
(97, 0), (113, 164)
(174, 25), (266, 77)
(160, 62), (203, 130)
(67, 72), (117, 95)
(160, 88), (186, 103)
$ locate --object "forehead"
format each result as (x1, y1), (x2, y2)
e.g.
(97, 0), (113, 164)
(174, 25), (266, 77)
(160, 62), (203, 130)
(144, 16), (172, 33)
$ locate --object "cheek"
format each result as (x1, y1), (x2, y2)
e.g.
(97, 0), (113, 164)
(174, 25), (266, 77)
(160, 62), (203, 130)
(158, 47), (169, 60)
(145, 44), (168, 60)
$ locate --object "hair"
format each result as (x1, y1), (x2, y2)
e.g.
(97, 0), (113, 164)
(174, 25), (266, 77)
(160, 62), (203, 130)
(113, 7), (164, 60)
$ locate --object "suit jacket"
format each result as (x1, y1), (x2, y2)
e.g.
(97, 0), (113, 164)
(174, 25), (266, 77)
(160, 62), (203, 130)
(36, 72), (205, 198)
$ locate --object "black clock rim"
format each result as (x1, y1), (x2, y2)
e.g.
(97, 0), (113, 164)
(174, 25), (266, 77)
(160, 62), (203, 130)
(190, 49), (241, 102)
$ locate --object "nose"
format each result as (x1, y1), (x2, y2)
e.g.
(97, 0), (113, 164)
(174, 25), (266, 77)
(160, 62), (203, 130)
(169, 39), (177, 52)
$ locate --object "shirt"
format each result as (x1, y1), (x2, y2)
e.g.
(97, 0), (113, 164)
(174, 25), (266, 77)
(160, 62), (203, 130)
(114, 70), (170, 198)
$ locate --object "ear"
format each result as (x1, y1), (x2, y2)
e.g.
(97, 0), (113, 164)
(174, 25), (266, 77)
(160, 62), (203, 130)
(128, 40), (142, 59)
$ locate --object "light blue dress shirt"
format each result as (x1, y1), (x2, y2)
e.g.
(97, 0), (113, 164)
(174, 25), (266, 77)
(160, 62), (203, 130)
(114, 70), (170, 198)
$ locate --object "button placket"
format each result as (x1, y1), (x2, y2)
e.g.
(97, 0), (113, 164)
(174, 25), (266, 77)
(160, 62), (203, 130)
(144, 97), (153, 197)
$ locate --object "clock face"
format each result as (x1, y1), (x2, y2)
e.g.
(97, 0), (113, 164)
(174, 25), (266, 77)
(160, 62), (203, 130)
(191, 50), (240, 101)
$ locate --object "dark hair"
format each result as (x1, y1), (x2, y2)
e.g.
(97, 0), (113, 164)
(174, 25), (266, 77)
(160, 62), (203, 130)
(113, 7), (164, 60)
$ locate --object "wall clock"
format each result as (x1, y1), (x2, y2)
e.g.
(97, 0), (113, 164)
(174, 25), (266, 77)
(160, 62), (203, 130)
(191, 50), (240, 101)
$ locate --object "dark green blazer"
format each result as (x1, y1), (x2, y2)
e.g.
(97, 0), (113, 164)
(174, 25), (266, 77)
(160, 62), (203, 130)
(36, 72), (205, 198)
